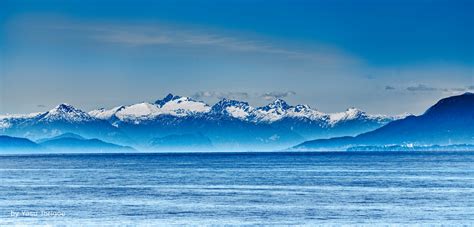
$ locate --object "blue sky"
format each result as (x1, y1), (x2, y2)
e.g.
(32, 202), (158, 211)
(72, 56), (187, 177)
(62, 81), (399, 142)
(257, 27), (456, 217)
(1, 0), (473, 115)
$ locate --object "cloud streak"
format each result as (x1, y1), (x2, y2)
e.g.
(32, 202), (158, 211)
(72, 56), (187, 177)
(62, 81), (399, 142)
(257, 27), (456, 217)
(260, 91), (296, 100)
(192, 91), (249, 100)
(19, 18), (359, 65)
(405, 84), (473, 93)
(96, 28), (349, 63)
(406, 84), (438, 92)
(192, 91), (297, 101)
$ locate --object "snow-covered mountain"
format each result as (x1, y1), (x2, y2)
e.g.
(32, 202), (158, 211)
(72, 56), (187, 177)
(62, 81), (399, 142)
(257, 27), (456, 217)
(87, 94), (395, 127)
(0, 112), (42, 130)
(210, 99), (254, 120)
(1, 93), (400, 151)
(41, 103), (94, 123)
(88, 105), (126, 122)
(1, 103), (94, 126)
(159, 95), (211, 116)
(286, 104), (327, 121)
(0, 104), (131, 145)
(89, 94), (210, 124)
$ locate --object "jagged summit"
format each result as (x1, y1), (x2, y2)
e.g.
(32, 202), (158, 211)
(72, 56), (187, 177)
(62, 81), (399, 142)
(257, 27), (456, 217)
(42, 103), (93, 122)
(159, 95), (210, 116)
(155, 93), (182, 107)
(285, 104), (326, 121)
(344, 107), (365, 118)
(52, 103), (76, 112)
(292, 104), (311, 112)
(259, 99), (291, 112)
(212, 99), (251, 112)
(211, 98), (253, 120)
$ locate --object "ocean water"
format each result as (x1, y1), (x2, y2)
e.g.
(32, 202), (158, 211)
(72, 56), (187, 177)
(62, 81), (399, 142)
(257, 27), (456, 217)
(0, 151), (473, 225)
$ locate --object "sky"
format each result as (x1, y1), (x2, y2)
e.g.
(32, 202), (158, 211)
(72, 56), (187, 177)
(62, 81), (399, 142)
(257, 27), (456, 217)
(1, 0), (473, 115)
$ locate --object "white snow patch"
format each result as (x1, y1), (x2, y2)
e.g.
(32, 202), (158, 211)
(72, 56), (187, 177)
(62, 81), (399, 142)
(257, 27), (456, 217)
(253, 109), (285, 122)
(328, 108), (365, 125)
(0, 112), (42, 120)
(225, 106), (250, 119)
(0, 120), (11, 129)
(160, 97), (211, 116)
(115, 103), (161, 119)
(286, 105), (327, 121)
(89, 106), (125, 120)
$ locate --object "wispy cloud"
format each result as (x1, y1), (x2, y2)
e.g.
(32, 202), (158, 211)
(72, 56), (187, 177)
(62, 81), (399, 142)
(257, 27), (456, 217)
(448, 87), (467, 92)
(192, 91), (297, 101)
(94, 27), (348, 63)
(406, 84), (473, 93)
(15, 17), (359, 65)
(260, 91), (296, 100)
(406, 84), (438, 92)
(192, 91), (249, 100)
(385, 85), (396, 90)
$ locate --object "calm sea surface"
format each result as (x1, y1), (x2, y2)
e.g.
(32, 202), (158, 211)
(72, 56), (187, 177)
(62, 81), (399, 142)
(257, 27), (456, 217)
(0, 151), (473, 225)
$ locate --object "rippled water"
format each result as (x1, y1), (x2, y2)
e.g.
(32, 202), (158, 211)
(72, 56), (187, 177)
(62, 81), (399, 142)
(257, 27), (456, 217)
(0, 151), (473, 225)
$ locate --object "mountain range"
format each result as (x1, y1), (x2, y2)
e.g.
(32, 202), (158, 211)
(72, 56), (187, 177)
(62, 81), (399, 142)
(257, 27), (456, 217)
(0, 134), (134, 153)
(0, 93), (399, 151)
(293, 92), (474, 151)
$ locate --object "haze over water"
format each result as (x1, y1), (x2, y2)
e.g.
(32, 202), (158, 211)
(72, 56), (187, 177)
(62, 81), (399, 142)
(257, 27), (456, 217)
(0, 151), (473, 225)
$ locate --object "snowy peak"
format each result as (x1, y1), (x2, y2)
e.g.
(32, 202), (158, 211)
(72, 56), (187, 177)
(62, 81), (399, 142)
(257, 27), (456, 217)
(253, 99), (294, 122)
(89, 94), (211, 123)
(160, 96), (210, 116)
(292, 104), (311, 112)
(212, 99), (251, 112)
(259, 99), (291, 112)
(344, 107), (365, 119)
(326, 107), (397, 126)
(273, 99), (291, 109)
(90, 102), (161, 124)
(328, 107), (366, 124)
(89, 105), (126, 120)
(53, 103), (76, 112)
(116, 103), (160, 119)
(155, 93), (182, 107)
(211, 99), (253, 119)
(155, 93), (210, 115)
(42, 103), (93, 122)
(286, 104), (327, 121)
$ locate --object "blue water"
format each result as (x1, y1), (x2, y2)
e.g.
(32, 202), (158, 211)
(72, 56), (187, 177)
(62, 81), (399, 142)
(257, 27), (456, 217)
(0, 151), (473, 225)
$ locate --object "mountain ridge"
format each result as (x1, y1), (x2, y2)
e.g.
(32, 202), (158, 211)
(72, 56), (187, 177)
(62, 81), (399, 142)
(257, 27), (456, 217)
(85, 93), (399, 125)
(293, 92), (474, 151)
(0, 93), (413, 151)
